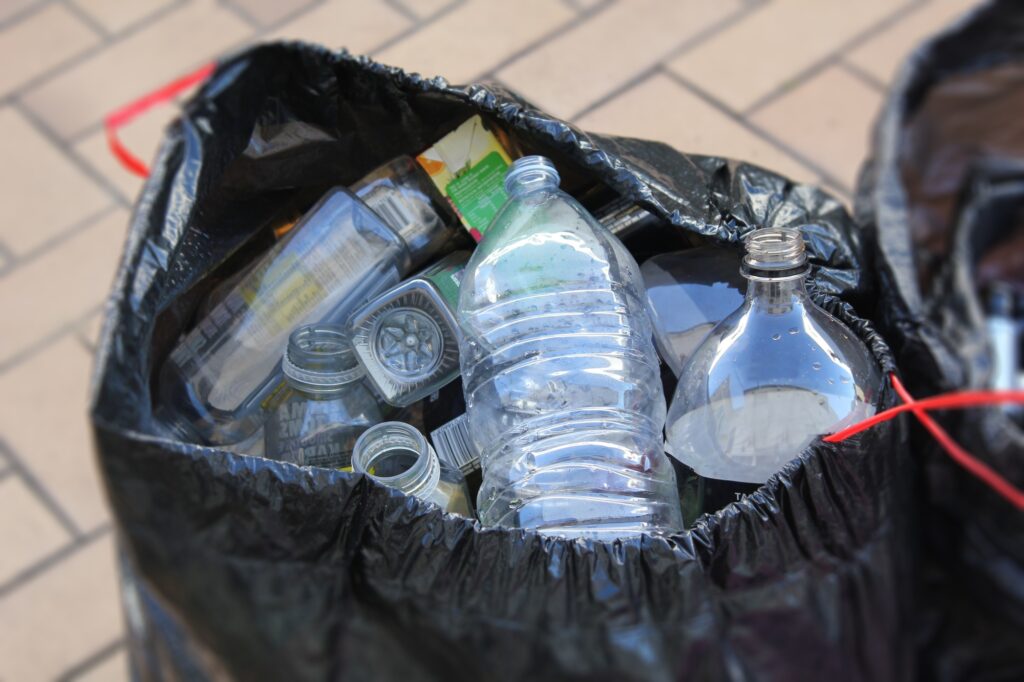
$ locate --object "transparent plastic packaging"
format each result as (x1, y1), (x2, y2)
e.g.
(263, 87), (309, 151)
(353, 421), (472, 517)
(158, 157), (458, 446)
(348, 252), (469, 407)
(457, 156), (683, 540)
(641, 247), (745, 377)
(263, 325), (384, 469)
(666, 228), (882, 515)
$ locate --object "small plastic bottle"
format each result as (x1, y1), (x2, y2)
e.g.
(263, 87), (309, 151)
(158, 156), (459, 447)
(353, 422), (473, 517)
(457, 155), (683, 540)
(264, 325), (384, 469)
(666, 227), (882, 518)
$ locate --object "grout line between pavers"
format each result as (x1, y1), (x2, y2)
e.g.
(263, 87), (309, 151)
(61, 0), (111, 41)
(0, 0), (52, 33)
(217, 0), (264, 29)
(569, 0), (759, 122)
(661, 67), (852, 194)
(0, 203), (120, 280)
(2, 0), (190, 110)
(0, 522), (112, 600)
(0, 467), (12, 483)
(10, 99), (132, 209)
(382, 0), (421, 24)
(367, 0), (467, 56)
(470, 0), (615, 85)
(57, 638), (126, 682)
(0, 239), (16, 272)
(836, 57), (888, 94)
(570, 63), (660, 122)
(741, 0), (928, 117)
(63, 0), (334, 148)
(0, 302), (105, 375)
(0, 439), (83, 540)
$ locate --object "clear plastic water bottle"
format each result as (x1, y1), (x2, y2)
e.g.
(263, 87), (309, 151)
(666, 227), (882, 517)
(264, 325), (385, 469)
(457, 156), (683, 540)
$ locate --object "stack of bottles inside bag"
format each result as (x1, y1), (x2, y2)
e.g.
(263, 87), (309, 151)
(157, 116), (883, 540)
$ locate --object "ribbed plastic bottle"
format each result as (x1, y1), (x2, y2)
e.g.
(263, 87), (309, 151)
(457, 156), (683, 540)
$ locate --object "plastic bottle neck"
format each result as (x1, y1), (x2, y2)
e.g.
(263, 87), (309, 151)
(352, 422), (440, 497)
(741, 227), (810, 310)
(505, 155), (561, 198)
(282, 325), (364, 395)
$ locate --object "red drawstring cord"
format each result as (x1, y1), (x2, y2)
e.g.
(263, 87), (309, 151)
(825, 372), (1024, 510)
(104, 62), (216, 178)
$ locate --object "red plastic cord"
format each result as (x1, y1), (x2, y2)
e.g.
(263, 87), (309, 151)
(104, 62), (216, 178)
(825, 372), (1024, 510)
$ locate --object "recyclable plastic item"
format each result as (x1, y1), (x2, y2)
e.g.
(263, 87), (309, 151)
(641, 246), (745, 376)
(353, 421), (472, 516)
(666, 227), (882, 513)
(430, 412), (478, 475)
(263, 325), (383, 469)
(348, 252), (468, 407)
(458, 155), (683, 539)
(157, 159), (458, 446)
(94, 44), (910, 682)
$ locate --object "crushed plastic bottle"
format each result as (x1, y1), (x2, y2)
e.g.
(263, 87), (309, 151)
(457, 156), (683, 540)
(666, 227), (882, 517)
(157, 157), (459, 446)
(264, 324), (384, 469)
(641, 246), (745, 377)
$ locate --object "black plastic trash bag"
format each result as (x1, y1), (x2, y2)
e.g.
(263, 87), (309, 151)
(91, 43), (912, 681)
(856, 1), (1024, 679)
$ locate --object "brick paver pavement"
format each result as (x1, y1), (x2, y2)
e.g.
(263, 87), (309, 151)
(0, 0), (981, 679)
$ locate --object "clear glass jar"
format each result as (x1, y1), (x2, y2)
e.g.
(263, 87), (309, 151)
(264, 325), (384, 470)
(666, 227), (882, 517)
(352, 422), (473, 517)
(157, 156), (459, 447)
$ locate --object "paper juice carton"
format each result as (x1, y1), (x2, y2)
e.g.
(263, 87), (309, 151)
(416, 116), (514, 242)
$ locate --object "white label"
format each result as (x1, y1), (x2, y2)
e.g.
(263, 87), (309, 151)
(362, 186), (417, 234)
(430, 413), (479, 475)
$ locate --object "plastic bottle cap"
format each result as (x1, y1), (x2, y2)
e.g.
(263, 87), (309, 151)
(372, 307), (444, 378)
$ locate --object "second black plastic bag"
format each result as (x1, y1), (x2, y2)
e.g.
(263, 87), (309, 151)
(856, 1), (1024, 679)
(91, 44), (912, 681)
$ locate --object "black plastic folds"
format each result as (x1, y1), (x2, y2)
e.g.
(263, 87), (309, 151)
(856, 1), (1024, 680)
(91, 43), (911, 681)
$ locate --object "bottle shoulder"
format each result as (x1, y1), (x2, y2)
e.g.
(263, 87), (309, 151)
(678, 297), (880, 396)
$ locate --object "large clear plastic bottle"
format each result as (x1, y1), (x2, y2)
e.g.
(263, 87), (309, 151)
(457, 156), (683, 540)
(158, 157), (458, 446)
(666, 227), (882, 516)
